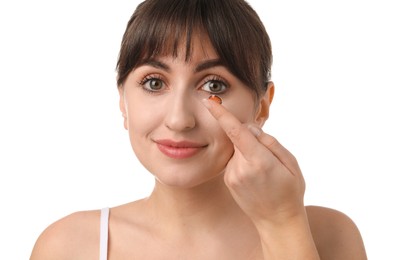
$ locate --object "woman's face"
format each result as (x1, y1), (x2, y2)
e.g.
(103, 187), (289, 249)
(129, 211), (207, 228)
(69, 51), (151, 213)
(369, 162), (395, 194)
(119, 35), (268, 188)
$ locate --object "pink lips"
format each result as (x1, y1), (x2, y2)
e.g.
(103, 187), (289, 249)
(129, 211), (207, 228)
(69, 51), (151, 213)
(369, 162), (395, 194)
(155, 139), (207, 159)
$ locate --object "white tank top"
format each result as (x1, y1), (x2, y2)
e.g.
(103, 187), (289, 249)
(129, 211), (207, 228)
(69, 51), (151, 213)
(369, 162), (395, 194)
(99, 208), (110, 260)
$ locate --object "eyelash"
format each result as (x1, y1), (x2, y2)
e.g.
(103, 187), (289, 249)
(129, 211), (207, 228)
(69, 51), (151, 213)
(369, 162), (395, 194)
(201, 75), (229, 94)
(137, 74), (165, 94)
(137, 74), (230, 94)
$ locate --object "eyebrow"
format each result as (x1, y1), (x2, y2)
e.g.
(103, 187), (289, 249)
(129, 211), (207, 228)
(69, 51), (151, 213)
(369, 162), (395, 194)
(194, 59), (224, 73)
(141, 60), (171, 72)
(139, 58), (225, 73)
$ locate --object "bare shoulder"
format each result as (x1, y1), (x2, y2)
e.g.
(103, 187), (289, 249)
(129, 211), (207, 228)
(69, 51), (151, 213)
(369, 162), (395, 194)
(306, 205), (367, 260)
(30, 210), (101, 260)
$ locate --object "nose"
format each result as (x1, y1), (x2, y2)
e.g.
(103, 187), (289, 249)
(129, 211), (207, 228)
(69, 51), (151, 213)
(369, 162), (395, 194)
(164, 92), (196, 132)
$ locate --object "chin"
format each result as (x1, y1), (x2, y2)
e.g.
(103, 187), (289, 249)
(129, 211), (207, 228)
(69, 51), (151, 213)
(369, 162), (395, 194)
(150, 165), (226, 189)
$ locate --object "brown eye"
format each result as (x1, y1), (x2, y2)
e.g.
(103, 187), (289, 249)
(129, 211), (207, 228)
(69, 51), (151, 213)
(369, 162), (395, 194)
(148, 78), (163, 90)
(140, 77), (165, 92)
(201, 80), (227, 94)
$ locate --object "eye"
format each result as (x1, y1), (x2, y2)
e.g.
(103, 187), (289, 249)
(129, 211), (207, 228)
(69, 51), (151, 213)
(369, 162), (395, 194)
(201, 78), (228, 94)
(139, 75), (165, 92)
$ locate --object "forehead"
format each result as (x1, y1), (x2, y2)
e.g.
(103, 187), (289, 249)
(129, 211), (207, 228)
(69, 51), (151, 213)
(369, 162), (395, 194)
(144, 30), (219, 65)
(174, 33), (218, 62)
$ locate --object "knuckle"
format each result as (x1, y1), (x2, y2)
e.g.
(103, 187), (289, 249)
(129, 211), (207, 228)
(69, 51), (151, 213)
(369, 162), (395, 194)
(249, 154), (273, 172)
(253, 161), (270, 173)
(224, 172), (241, 188)
(226, 126), (241, 141)
(266, 135), (278, 147)
(225, 164), (265, 189)
(225, 169), (249, 188)
(214, 108), (226, 119)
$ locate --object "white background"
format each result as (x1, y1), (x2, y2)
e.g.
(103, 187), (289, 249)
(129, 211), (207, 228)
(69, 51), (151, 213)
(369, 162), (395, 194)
(0, 0), (402, 259)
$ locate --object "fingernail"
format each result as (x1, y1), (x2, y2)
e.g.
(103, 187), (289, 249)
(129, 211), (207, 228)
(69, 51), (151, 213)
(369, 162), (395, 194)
(247, 125), (262, 137)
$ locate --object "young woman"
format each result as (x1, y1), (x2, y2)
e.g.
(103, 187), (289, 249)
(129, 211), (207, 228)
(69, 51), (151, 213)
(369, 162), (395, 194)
(31, 0), (367, 259)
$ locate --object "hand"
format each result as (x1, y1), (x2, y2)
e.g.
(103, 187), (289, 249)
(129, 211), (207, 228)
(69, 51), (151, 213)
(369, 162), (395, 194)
(202, 98), (306, 224)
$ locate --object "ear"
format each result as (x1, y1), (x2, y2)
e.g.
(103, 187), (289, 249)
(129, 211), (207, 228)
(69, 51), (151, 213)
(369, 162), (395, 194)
(254, 82), (275, 127)
(118, 87), (128, 130)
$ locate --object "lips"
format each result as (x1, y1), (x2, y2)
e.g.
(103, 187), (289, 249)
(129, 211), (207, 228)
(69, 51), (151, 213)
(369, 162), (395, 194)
(154, 139), (207, 159)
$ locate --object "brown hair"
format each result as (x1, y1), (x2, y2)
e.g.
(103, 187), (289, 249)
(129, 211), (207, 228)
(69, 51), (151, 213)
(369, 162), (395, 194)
(116, 0), (272, 98)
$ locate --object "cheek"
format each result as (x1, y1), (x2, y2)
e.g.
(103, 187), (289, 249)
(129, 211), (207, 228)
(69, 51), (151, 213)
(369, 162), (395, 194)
(200, 110), (235, 161)
(225, 96), (257, 124)
(125, 98), (163, 144)
(214, 130), (235, 167)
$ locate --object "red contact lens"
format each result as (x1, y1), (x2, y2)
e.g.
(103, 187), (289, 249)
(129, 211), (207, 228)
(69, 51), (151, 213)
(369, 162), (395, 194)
(208, 95), (222, 104)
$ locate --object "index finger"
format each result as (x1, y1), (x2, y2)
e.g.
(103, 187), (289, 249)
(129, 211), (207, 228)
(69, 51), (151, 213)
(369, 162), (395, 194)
(202, 98), (261, 158)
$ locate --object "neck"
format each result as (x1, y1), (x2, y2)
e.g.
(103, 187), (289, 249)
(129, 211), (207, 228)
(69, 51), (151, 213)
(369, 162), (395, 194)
(144, 175), (248, 235)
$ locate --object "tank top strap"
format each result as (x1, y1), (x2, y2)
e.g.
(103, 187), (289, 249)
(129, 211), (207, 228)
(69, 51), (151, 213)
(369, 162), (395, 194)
(99, 207), (110, 260)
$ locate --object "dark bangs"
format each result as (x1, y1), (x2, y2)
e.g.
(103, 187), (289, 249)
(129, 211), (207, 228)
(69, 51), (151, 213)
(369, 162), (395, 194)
(116, 0), (272, 97)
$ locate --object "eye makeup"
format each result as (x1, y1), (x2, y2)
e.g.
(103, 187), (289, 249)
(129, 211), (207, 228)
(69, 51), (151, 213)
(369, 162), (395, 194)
(208, 95), (222, 104)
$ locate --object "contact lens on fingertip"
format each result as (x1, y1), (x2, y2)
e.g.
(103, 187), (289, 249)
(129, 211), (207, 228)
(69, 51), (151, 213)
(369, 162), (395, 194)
(208, 95), (222, 104)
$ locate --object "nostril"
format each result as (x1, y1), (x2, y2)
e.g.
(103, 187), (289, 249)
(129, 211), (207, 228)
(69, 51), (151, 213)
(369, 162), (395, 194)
(164, 98), (197, 131)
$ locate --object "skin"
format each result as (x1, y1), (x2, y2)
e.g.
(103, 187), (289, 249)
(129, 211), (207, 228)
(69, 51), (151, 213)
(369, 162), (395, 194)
(30, 34), (367, 259)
